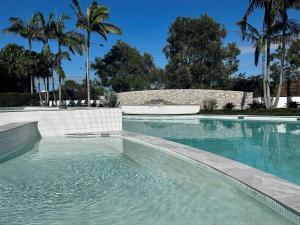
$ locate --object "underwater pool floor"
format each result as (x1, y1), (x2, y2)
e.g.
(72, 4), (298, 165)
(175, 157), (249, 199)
(0, 136), (296, 225)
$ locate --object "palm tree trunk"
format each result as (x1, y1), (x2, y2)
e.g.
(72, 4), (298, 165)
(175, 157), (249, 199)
(59, 76), (62, 108)
(29, 39), (34, 94)
(266, 40), (272, 109)
(86, 31), (91, 107)
(262, 45), (267, 106)
(58, 44), (63, 108)
(46, 76), (50, 106)
(52, 76), (56, 105)
(37, 78), (43, 106)
(273, 42), (285, 109)
(43, 78), (47, 104)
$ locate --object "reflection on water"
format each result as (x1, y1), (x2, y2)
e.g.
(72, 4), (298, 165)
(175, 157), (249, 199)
(123, 118), (300, 185)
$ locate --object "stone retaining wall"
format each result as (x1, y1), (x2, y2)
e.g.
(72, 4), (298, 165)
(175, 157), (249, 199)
(118, 89), (253, 109)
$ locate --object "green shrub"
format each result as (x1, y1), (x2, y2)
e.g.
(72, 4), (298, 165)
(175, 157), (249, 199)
(91, 100), (97, 107)
(103, 91), (118, 107)
(69, 100), (76, 107)
(0, 93), (40, 107)
(223, 102), (236, 110)
(202, 99), (218, 111)
(248, 100), (265, 109)
(287, 100), (298, 109)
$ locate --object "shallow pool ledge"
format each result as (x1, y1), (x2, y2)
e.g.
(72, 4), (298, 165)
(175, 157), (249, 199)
(0, 122), (41, 161)
(111, 131), (300, 224)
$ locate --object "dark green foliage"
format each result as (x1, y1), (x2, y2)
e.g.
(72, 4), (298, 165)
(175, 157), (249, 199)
(231, 73), (261, 91)
(164, 14), (240, 89)
(248, 100), (266, 110)
(0, 93), (40, 106)
(68, 100), (76, 107)
(0, 44), (50, 93)
(223, 102), (236, 110)
(271, 39), (300, 82)
(287, 100), (299, 109)
(91, 100), (97, 107)
(61, 79), (104, 100)
(103, 91), (118, 107)
(92, 41), (164, 92)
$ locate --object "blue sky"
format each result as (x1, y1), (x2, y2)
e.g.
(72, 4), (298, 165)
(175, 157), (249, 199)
(0, 0), (299, 82)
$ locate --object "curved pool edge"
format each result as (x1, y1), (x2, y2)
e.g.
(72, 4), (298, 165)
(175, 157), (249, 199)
(0, 122), (41, 162)
(69, 130), (300, 224)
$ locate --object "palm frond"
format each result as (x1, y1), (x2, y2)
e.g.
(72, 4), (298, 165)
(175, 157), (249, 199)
(91, 6), (109, 23)
(102, 22), (122, 35)
(70, 0), (83, 18)
(254, 41), (262, 66)
(92, 24), (108, 40)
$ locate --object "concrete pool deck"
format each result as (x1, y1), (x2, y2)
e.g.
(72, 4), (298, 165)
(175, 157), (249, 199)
(67, 130), (300, 224)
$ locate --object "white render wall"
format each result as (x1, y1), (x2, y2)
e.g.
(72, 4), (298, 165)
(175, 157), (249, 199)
(122, 105), (201, 115)
(0, 108), (122, 136)
(256, 97), (300, 108)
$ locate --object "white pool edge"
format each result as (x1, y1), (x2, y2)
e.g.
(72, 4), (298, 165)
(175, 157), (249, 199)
(119, 131), (300, 224)
(123, 114), (300, 122)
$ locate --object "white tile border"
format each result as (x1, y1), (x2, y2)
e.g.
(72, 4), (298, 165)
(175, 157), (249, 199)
(0, 108), (122, 136)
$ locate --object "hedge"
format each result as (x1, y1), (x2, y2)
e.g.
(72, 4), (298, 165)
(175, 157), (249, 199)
(0, 93), (40, 107)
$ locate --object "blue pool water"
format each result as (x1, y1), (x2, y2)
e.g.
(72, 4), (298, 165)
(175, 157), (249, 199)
(123, 117), (300, 185)
(0, 137), (294, 224)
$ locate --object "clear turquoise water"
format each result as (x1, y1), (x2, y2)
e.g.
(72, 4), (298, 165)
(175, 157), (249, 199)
(123, 117), (300, 185)
(0, 137), (294, 225)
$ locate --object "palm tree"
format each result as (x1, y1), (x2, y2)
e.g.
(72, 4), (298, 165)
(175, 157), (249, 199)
(50, 51), (72, 106)
(272, 0), (300, 108)
(34, 12), (55, 106)
(3, 16), (38, 93)
(53, 14), (84, 107)
(239, 0), (278, 109)
(70, 0), (121, 106)
(237, 20), (268, 106)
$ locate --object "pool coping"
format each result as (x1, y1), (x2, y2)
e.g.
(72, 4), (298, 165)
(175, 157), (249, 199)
(66, 130), (300, 224)
(0, 121), (38, 133)
(121, 131), (300, 224)
(123, 114), (300, 122)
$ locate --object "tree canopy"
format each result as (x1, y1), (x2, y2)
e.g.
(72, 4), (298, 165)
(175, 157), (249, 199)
(163, 14), (240, 89)
(92, 40), (164, 92)
(0, 44), (50, 92)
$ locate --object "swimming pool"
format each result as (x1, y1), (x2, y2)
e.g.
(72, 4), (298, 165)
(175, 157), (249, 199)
(0, 136), (294, 225)
(123, 116), (300, 185)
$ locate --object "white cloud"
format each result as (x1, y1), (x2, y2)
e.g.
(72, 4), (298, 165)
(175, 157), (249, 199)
(239, 46), (254, 54)
(238, 44), (279, 55)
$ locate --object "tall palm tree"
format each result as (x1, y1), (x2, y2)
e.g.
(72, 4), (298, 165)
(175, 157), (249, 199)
(70, 0), (121, 106)
(3, 16), (38, 93)
(272, 0), (300, 108)
(240, 0), (278, 109)
(53, 14), (84, 107)
(34, 12), (55, 106)
(237, 20), (268, 105)
(50, 51), (72, 106)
